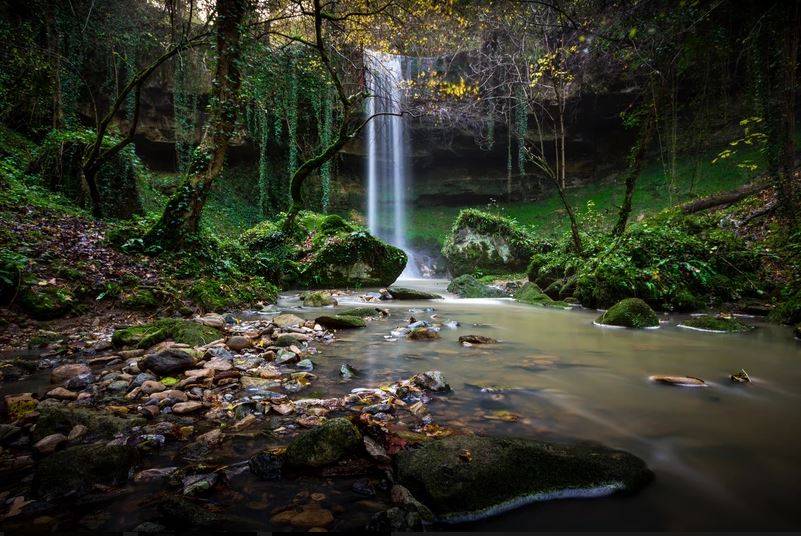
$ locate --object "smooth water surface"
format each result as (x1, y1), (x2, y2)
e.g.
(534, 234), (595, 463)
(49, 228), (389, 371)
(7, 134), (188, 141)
(300, 279), (801, 530)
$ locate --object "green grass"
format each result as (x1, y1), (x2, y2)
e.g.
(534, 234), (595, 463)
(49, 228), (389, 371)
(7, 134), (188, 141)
(408, 146), (764, 248)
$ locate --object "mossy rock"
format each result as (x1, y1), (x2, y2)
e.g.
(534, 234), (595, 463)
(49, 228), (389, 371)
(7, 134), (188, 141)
(596, 298), (659, 328)
(187, 277), (278, 311)
(33, 444), (139, 500)
(396, 435), (652, 523)
(29, 129), (142, 219)
(447, 275), (507, 298)
(442, 209), (536, 277)
(120, 288), (160, 310)
(284, 417), (362, 467)
(302, 291), (337, 307)
(337, 307), (385, 318)
(18, 285), (73, 320)
(794, 323), (800, 339)
(514, 282), (557, 306)
(314, 315), (366, 329)
(33, 405), (145, 442)
(301, 231), (406, 289)
(679, 315), (754, 333)
(111, 318), (221, 349)
(388, 287), (442, 300)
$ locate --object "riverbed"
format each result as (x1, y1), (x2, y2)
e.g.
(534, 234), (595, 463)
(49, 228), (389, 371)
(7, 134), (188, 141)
(291, 279), (801, 531)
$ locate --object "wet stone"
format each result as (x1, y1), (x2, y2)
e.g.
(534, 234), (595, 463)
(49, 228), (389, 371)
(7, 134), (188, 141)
(249, 451), (283, 480)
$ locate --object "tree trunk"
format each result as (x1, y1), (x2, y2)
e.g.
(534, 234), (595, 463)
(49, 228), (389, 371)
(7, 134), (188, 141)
(758, 1), (801, 229)
(612, 112), (655, 237)
(146, 0), (248, 245)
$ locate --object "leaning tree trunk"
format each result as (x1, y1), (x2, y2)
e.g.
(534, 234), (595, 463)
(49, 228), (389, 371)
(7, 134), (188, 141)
(146, 0), (248, 246)
(612, 112), (655, 237)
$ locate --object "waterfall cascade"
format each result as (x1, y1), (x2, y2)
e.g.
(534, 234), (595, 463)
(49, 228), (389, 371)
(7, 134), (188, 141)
(364, 50), (420, 278)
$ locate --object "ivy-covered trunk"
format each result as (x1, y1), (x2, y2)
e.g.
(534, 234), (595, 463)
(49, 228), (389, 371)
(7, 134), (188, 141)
(612, 110), (656, 237)
(147, 0), (248, 246)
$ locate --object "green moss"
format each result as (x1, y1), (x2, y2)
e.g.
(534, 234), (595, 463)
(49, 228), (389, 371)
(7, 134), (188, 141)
(597, 298), (660, 328)
(314, 314), (366, 329)
(18, 284), (73, 320)
(120, 287), (160, 310)
(111, 318), (221, 349)
(447, 275), (508, 298)
(33, 406), (145, 442)
(302, 291), (336, 307)
(34, 444), (139, 500)
(396, 435), (652, 521)
(187, 277), (278, 312)
(513, 282), (570, 308)
(680, 315), (754, 333)
(336, 306), (385, 318)
(284, 417), (362, 467)
(442, 209), (537, 276)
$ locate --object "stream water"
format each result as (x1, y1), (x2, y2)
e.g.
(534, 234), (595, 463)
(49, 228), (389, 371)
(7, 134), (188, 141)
(291, 279), (801, 531)
(3, 279), (801, 531)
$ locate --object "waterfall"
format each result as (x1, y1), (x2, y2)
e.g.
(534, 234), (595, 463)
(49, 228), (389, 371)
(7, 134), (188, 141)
(365, 50), (419, 278)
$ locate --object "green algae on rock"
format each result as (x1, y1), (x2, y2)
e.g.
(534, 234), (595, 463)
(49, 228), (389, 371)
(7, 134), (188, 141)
(314, 314), (366, 329)
(514, 282), (570, 308)
(33, 444), (139, 500)
(396, 435), (652, 523)
(678, 315), (754, 333)
(111, 318), (221, 349)
(442, 209), (537, 276)
(596, 298), (660, 328)
(447, 274), (508, 298)
(283, 417), (362, 467)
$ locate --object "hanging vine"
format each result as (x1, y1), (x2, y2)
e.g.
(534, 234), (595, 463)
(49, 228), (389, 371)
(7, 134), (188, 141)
(320, 86), (333, 212)
(286, 54), (299, 204)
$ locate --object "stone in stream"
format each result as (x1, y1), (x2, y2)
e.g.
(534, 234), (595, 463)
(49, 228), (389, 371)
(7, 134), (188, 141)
(596, 298), (659, 328)
(33, 405), (145, 442)
(338, 306), (388, 318)
(411, 370), (450, 392)
(302, 291), (338, 307)
(249, 451), (283, 480)
(408, 327), (440, 340)
(272, 314), (306, 328)
(172, 401), (204, 414)
(396, 435), (652, 523)
(141, 348), (197, 375)
(111, 318), (221, 349)
(315, 314), (366, 329)
(33, 444), (139, 500)
(46, 387), (78, 400)
(340, 363), (359, 380)
(284, 417), (362, 467)
(447, 274), (508, 298)
(33, 433), (67, 454)
(387, 287), (443, 300)
(275, 333), (309, 347)
(50, 363), (91, 384)
(458, 335), (497, 345)
(649, 375), (707, 387)
(678, 315), (754, 333)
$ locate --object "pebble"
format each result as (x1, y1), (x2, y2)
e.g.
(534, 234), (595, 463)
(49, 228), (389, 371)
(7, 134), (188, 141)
(172, 401), (203, 414)
(46, 387), (78, 400)
(34, 433), (67, 454)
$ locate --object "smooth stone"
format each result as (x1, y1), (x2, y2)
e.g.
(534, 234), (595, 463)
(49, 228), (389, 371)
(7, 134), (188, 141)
(34, 433), (67, 454)
(458, 335), (497, 344)
(284, 418), (362, 467)
(46, 387), (78, 400)
(226, 336), (252, 351)
(649, 375), (707, 387)
(140, 380), (166, 394)
(173, 401), (203, 414)
(273, 314), (306, 328)
(141, 349), (196, 375)
(149, 389), (188, 402)
(51, 363), (91, 384)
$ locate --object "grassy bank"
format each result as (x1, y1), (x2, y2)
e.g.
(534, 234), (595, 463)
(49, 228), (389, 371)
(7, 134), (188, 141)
(408, 148), (762, 248)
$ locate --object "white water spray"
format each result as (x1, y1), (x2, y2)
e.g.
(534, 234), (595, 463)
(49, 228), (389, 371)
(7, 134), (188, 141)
(365, 50), (419, 278)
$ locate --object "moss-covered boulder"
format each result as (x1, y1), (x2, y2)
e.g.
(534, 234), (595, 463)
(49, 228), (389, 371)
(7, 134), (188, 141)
(29, 129), (142, 219)
(596, 298), (659, 328)
(284, 417), (363, 467)
(442, 210), (536, 277)
(678, 315), (754, 333)
(188, 277), (278, 311)
(33, 444), (139, 500)
(33, 405), (144, 442)
(302, 291), (337, 307)
(18, 284), (74, 320)
(396, 435), (652, 523)
(242, 212), (406, 289)
(314, 314), (366, 329)
(447, 275), (507, 298)
(388, 287), (442, 300)
(337, 306), (386, 318)
(111, 318), (221, 349)
(514, 282), (569, 307)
